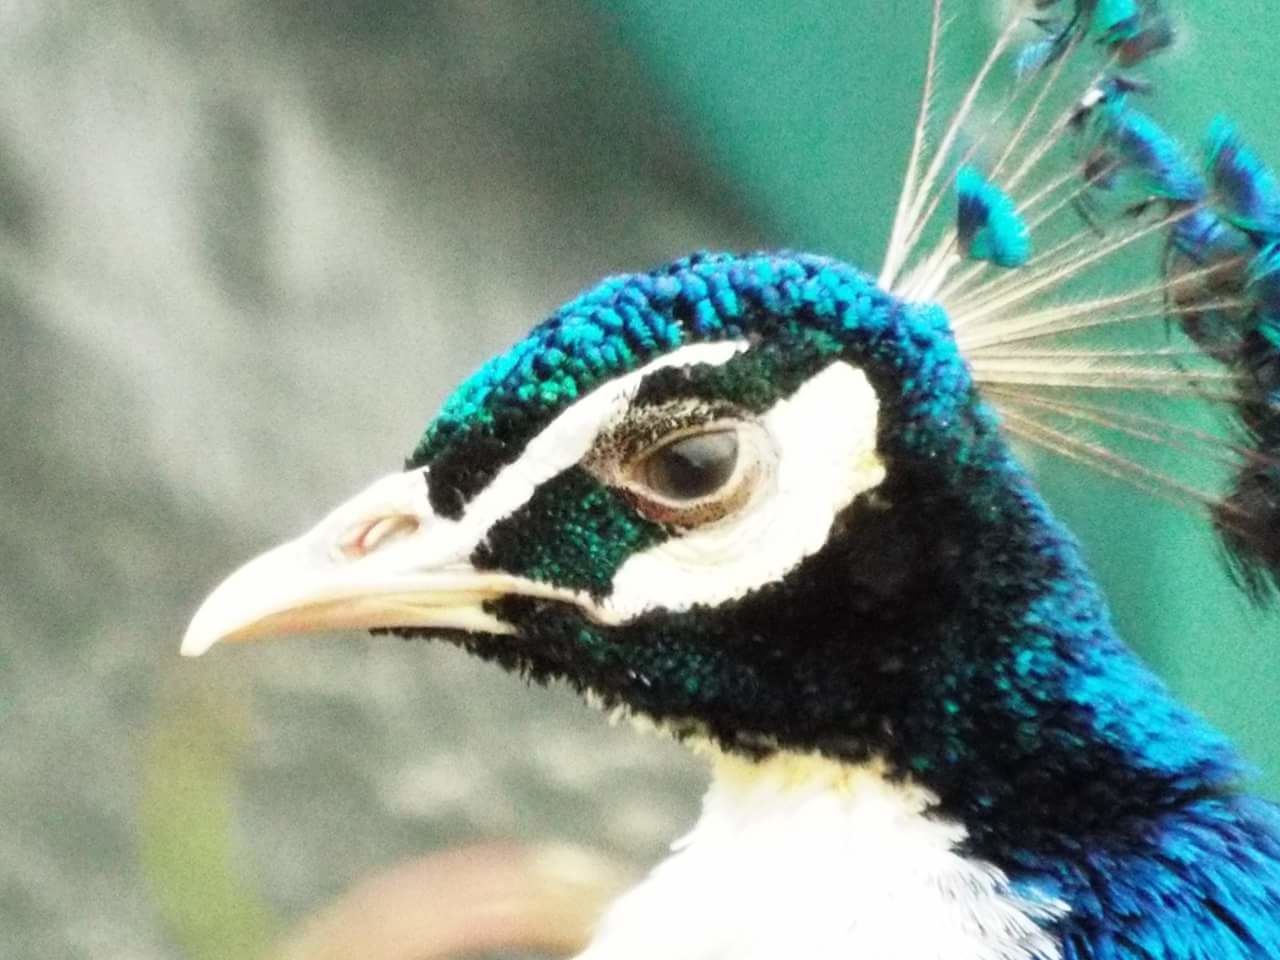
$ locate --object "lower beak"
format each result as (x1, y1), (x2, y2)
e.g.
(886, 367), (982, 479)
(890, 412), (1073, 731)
(182, 470), (522, 657)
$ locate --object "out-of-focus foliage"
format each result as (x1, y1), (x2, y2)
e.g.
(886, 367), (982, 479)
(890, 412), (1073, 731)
(2, 1), (1276, 957)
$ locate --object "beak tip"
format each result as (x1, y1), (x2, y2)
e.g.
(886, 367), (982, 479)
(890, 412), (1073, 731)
(180, 622), (219, 658)
(181, 595), (230, 658)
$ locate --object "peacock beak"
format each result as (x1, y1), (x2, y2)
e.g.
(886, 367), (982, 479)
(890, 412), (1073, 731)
(182, 469), (534, 657)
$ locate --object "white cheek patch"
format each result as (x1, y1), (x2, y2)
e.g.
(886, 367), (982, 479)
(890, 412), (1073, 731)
(602, 361), (885, 620)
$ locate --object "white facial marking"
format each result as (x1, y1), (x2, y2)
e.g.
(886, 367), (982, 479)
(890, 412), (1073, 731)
(577, 753), (1066, 960)
(602, 360), (885, 619)
(416, 347), (881, 628)
(182, 343), (884, 652)
(436, 340), (751, 575)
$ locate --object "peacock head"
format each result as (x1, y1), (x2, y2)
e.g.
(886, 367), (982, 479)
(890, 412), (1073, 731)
(183, 251), (1039, 762)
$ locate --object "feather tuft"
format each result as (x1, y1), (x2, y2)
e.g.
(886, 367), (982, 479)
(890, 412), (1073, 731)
(956, 167), (1031, 268)
(1016, 36), (1059, 78)
(1094, 0), (1142, 42)
(1026, 0), (1174, 69)
(1093, 102), (1206, 204)
(1247, 243), (1280, 321)
(1213, 464), (1280, 603)
(1205, 117), (1280, 240)
(887, 0), (1280, 605)
(1115, 10), (1174, 66)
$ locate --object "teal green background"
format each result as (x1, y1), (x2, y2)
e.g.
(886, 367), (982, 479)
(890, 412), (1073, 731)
(2, 2), (1276, 958)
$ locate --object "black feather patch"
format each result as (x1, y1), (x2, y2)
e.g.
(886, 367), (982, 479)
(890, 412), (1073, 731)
(1214, 460), (1280, 603)
(1165, 208), (1251, 362)
(1167, 233), (1280, 600)
(1217, 254), (1280, 600)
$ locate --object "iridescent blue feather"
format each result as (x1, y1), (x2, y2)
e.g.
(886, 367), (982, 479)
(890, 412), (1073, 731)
(1094, 102), (1206, 204)
(1094, 0), (1141, 41)
(1018, 0), (1174, 71)
(1206, 117), (1280, 240)
(1016, 36), (1058, 78)
(956, 166), (1031, 268)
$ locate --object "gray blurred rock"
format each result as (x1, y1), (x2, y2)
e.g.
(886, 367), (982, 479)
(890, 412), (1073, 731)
(0, 1), (759, 956)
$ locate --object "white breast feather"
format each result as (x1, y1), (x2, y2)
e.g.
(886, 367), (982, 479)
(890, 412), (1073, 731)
(576, 753), (1066, 960)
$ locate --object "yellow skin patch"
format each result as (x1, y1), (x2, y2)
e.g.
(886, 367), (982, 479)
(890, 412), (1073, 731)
(710, 750), (933, 808)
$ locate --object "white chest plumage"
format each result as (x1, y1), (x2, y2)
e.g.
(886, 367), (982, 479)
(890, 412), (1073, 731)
(577, 753), (1066, 960)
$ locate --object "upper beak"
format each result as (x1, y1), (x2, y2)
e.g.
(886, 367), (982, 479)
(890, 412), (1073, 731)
(182, 469), (534, 657)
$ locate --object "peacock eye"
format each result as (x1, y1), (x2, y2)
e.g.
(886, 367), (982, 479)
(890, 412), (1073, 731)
(623, 424), (764, 528)
(640, 430), (739, 501)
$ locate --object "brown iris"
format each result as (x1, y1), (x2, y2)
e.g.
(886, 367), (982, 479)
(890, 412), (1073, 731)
(625, 426), (757, 527)
(639, 429), (739, 501)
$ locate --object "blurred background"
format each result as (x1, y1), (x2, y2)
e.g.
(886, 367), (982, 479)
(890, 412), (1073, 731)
(3, 1), (1278, 957)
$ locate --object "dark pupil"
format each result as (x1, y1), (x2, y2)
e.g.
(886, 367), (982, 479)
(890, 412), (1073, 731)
(643, 430), (739, 501)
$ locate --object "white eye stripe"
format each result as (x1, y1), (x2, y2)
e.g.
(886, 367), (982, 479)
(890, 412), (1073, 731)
(437, 345), (883, 626)
(601, 361), (886, 620)
(437, 341), (752, 568)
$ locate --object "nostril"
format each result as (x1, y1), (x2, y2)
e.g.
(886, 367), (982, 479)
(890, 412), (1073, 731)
(337, 514), (421, 560)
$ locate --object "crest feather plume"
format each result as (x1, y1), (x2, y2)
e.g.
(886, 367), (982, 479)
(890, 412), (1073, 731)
(882, 0), (1280, 602)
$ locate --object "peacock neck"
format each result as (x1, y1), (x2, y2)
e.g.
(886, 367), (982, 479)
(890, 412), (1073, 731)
(885, 444), (1248, 862)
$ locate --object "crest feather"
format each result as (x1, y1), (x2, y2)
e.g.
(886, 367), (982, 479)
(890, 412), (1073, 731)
(957, 167), (1032, 268)
(881, 0), (1280, 602)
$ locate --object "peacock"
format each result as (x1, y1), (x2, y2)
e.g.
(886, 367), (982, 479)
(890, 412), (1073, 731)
(184, 2), (1280, 957)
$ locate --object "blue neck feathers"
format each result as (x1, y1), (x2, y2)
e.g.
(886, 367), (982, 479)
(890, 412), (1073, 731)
(908, 416), (1280, 958)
